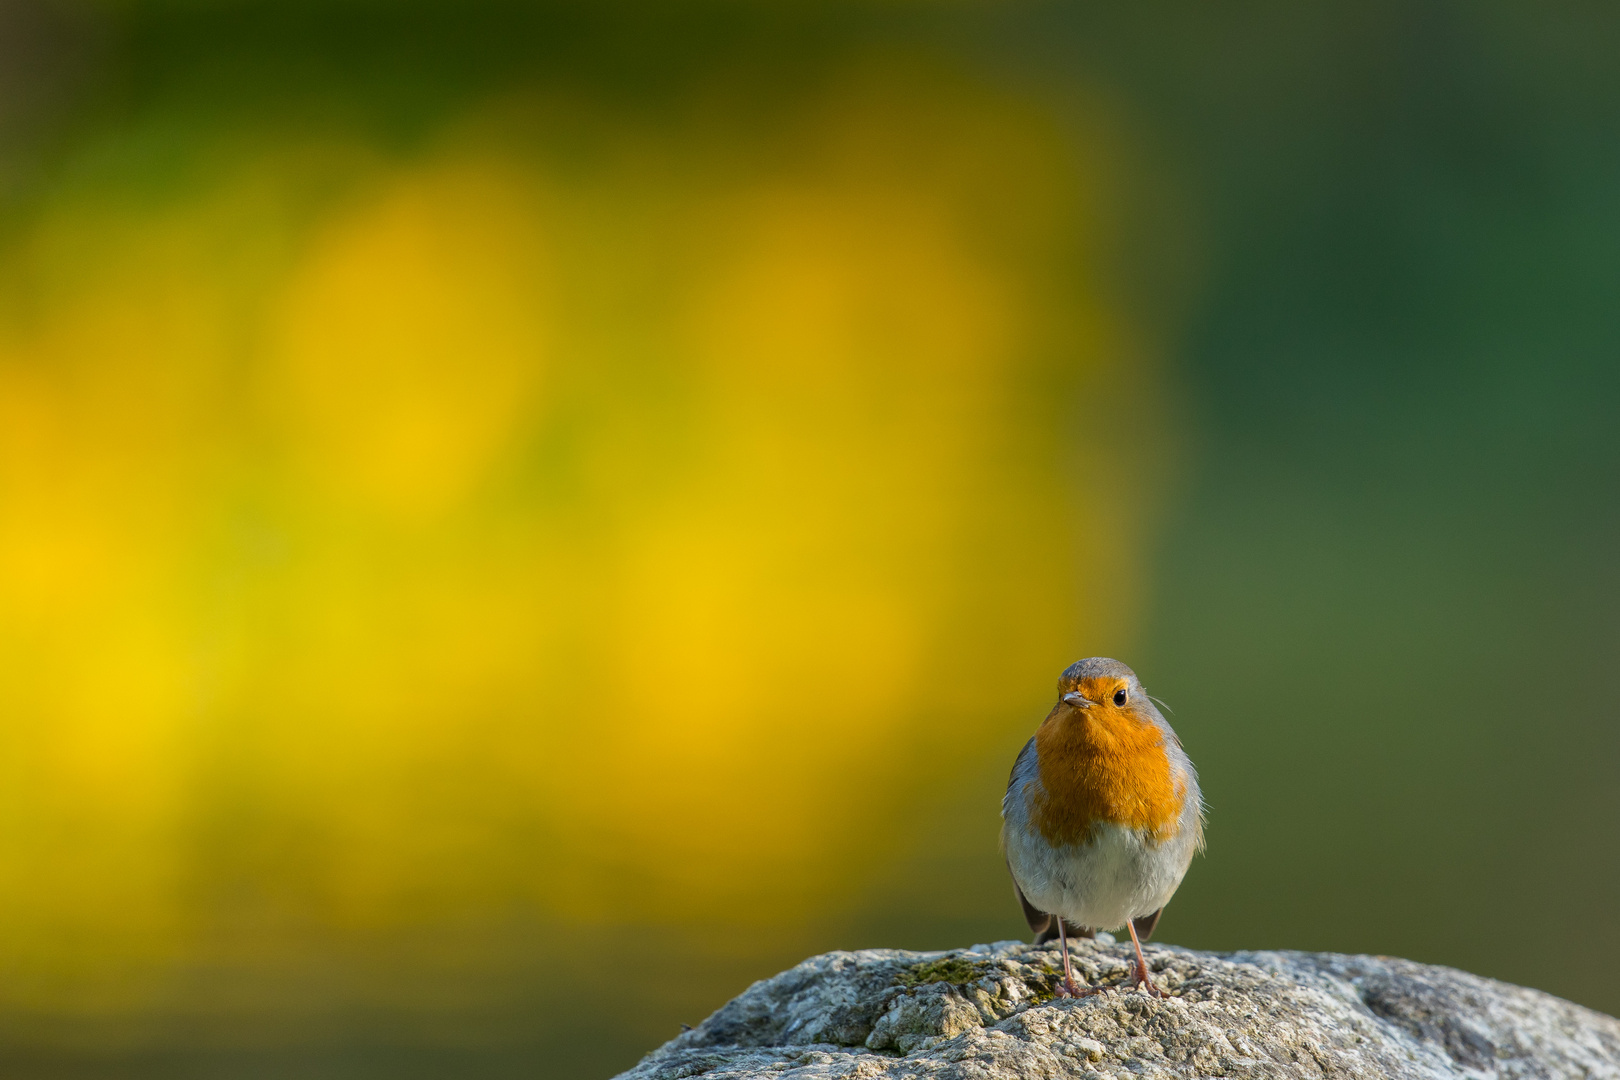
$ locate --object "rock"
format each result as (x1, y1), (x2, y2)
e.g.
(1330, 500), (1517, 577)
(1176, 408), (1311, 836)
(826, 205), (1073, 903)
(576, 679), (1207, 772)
(616, 938), (1620, 1079)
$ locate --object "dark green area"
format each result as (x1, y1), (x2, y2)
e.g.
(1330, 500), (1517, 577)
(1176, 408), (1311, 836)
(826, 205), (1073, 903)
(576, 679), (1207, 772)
(870, 0), (1620, 1049)
(1076, 0), (1620, 1010)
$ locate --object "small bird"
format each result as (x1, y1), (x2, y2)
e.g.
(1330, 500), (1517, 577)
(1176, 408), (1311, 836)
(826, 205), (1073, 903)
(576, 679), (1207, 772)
(1001, 657), (1204, 997)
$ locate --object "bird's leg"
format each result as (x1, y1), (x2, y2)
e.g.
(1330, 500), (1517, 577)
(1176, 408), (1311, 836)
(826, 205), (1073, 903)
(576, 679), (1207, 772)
(1055, 916), (1080, 996)
(1125, 917), (1166, 997)
(1054, 918), (1100, 998)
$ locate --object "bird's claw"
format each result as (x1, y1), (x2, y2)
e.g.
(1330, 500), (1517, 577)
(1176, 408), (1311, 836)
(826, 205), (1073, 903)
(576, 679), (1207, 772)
(1055, 977), (1103, 999)
(1128, 964), (1168, 997)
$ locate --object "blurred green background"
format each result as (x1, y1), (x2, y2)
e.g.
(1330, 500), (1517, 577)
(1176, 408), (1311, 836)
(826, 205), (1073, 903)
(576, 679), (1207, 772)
(0, 1), (1615, 1077)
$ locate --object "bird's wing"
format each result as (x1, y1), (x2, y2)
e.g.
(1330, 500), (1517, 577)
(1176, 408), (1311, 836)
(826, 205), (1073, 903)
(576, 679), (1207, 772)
(1004, 739), (1051, 940)
(1005, 735), (1096, 944)
(1132, 909), (1162, 942)
(1009, 866), (1052, 938)
(1002, 736), (1037, 811)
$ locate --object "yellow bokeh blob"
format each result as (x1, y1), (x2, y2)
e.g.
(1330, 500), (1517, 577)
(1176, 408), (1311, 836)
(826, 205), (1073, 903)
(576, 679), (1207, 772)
(271, 164), (553, 517)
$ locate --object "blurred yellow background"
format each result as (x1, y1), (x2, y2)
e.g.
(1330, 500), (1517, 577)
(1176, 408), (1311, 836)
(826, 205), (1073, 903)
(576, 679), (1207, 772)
(1, 2), (1618, 1077)
(0, 30), (1162, 1072)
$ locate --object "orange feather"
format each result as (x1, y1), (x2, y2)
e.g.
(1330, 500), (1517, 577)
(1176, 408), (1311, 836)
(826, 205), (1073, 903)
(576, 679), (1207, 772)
(1029, 676), (1182, 846)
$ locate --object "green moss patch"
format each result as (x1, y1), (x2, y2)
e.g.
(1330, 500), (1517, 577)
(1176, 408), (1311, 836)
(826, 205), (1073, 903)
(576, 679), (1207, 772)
(895, 956), (992, 989)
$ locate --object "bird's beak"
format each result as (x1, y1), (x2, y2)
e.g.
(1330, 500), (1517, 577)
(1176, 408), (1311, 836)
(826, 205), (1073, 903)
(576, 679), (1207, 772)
(1061, 691), (1091, 709)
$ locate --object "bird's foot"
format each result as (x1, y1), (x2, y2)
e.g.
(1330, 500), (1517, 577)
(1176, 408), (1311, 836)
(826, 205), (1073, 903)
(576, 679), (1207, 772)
(1127, 961), (1167, 998)
(1054, 977), (1102, 999)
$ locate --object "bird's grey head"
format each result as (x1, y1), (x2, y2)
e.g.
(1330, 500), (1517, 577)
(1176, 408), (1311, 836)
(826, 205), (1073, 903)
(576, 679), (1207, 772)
(1056, 657), (1146, 711)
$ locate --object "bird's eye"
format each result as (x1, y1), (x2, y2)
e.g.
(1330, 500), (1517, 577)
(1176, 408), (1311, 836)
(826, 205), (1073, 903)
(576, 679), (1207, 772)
(1112, 688), (1128, 707)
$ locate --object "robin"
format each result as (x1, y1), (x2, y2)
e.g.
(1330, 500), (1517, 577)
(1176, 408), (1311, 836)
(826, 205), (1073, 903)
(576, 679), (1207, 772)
(1001, 657), (1204, 997)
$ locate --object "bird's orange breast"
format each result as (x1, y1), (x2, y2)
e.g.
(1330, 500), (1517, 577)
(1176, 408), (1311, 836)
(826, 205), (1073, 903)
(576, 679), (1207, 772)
(1029, 699), (1181, 847)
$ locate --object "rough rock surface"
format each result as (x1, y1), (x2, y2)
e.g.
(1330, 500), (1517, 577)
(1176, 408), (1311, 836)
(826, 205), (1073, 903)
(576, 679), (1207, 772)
(617, 937), (1620, 1079)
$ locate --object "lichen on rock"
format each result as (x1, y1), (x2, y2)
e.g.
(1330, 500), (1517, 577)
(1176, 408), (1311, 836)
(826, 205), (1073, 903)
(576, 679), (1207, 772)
(617, 938), (1620, 1079)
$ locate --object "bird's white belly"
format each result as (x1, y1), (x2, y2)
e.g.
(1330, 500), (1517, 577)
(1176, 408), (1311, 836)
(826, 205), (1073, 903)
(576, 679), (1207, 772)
(1005, 819), (1195, 932)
